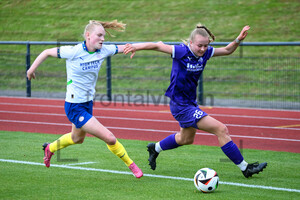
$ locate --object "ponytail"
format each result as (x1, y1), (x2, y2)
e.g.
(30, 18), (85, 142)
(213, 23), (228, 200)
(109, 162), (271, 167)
(83, 19), (126, 38)
(188, 23), (215, 43)
(196, 24), (215, 42)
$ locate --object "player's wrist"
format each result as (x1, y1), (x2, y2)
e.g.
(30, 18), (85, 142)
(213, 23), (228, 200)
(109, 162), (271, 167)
(235, 38), (241, 44)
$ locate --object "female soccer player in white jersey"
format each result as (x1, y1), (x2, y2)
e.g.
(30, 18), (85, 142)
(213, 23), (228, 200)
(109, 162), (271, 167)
(124, 24), (267, 178)
(27, 20), (143, 178)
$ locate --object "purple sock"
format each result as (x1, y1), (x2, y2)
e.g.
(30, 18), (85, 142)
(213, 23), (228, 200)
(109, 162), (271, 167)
(159, 133), (181, 151)
(221, 141), (244, 165)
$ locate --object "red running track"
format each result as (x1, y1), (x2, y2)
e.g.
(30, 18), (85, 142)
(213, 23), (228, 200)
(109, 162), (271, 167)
(0, 96), (300, 153)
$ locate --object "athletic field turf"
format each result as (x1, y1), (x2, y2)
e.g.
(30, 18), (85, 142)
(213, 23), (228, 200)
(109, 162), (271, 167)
(0, 131), (299, 200)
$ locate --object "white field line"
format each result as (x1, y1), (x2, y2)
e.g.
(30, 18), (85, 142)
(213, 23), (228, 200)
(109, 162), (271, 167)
(63, 162), (97, 166)
(0, 158), (299, 193)
(211, 113), (300, 121)
(0, 119), (300, 142)
(1, 110), (300, 131)
(1, 102), (300, 122)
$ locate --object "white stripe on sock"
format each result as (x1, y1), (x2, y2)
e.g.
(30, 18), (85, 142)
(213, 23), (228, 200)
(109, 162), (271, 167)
(238, 160), (248, 171)
(155, 142), (162, 153)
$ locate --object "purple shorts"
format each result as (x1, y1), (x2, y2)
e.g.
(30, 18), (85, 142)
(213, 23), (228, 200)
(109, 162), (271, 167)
(64, 101), (93, 128)
(169, 100), (207, 129)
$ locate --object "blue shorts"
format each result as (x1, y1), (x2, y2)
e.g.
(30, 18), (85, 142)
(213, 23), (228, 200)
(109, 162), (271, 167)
(64, 101), (93, 128)
(169, 100), (207, 129)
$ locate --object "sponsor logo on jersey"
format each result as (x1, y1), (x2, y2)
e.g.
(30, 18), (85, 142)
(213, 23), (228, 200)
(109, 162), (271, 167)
(187, 63), (203, 72)
(80, 60), (101, 71)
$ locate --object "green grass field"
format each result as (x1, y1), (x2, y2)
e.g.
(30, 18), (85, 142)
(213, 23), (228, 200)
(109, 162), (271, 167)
(1, 0), (299, 42)
(0, 131), (299, 200)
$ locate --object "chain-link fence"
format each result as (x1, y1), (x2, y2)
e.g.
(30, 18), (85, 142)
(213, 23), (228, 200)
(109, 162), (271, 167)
(0, 41), (299, 110)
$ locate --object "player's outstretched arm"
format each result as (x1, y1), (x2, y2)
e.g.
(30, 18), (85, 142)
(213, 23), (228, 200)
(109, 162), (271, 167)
(213, 25), (250, 57)
(123, 41), (172, 58)
(27, 47), (58, 80)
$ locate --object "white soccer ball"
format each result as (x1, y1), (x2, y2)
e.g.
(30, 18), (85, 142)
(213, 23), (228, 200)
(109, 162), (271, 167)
(194, 168), (219, 193)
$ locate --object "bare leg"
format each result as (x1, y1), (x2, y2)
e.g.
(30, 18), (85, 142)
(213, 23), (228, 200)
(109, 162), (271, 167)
(81, 116), (143, 178)
(80, 116), (116, 145)
(196, 115), (231, 146)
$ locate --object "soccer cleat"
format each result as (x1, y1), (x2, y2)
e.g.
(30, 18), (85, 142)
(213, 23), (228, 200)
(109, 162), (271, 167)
(242, 162), (267, 178)
(128, 162), (143, 178)
(147, 143), (159, 170)
(43, 142), (54, 168)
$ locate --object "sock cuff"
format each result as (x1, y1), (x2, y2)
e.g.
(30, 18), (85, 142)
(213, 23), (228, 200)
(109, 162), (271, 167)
(107, 140), (120, 150)
(221, 140), (234, 151)
(155, 142), (163, 153)
(49, 132), (74, 152)
(237, 160), (248, 171)
(221, 140), (244, 165)
(160, 133), (180, 151)
(66, 132), (75, 144)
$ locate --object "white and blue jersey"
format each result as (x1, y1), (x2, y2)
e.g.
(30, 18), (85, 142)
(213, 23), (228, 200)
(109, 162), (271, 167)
(59, 41), (118, 103)
(165, 43), (214, 104)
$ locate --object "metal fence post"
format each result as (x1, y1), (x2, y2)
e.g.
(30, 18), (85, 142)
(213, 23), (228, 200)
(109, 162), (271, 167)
(240, 42), (243, 58)
(198, 73), (203, 105)
(26, 42), (31, 97)
(106, 56), (112, 101)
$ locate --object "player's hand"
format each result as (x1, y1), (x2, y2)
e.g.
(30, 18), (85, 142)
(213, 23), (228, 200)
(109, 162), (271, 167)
(27, 69), (35, 80)
(237, 25), (250, 41)
(123, 43), (136, 59)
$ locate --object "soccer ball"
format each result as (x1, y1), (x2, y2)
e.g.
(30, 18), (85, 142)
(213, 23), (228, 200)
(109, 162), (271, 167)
(194, 168), (219, 193)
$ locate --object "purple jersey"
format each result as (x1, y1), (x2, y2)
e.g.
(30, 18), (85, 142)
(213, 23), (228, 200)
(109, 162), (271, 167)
(165, 43), (214, 104)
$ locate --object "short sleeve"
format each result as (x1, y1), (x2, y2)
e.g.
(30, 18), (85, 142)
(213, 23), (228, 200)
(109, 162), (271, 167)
(203, 46), (215, 60)
(102, 45), (117, 57)
(172, 44), (187, 59)
(59, 46), (77, 59)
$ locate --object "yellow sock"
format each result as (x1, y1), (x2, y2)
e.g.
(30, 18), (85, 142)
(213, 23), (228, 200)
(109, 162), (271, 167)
(49, 133), (75, 153)
(107, 140), (133, 167)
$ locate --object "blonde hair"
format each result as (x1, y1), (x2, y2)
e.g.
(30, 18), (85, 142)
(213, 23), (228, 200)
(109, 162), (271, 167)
(83, 20), (126, 39)
(183, 23), (215, 44)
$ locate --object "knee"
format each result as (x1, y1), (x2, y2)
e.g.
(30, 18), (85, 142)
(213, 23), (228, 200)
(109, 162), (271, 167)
(71, 134), (85, 144)
(217, 124), (230, 138)
(73, 137), (85, 144)
(71, 131), (86, 144)
(220, 123), (228, 133)
(106, 135), (117, 145)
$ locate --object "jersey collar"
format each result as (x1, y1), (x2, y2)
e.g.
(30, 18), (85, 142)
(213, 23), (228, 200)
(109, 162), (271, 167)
(187, 44), (200, 59)
(82, 41), (101, 54)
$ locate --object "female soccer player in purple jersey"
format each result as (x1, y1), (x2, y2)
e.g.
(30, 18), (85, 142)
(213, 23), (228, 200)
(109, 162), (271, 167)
(27, 20), (143, 178)
(124, 24), (267, 178)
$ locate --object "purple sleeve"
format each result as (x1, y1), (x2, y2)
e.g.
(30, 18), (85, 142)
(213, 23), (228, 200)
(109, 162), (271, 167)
(204, 46), (215, 60)
(172, 44), (187, 59)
